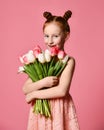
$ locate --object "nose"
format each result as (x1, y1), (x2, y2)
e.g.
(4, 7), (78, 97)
(48, 37), (53, 45)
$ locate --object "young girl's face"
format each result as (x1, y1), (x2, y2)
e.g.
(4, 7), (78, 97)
(43, 22), (68, 50)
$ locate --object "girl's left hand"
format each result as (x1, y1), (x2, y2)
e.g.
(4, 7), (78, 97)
(25, 93), (33, 103)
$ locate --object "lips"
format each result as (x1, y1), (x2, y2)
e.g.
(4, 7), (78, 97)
(47, 44), (55, 47)
(48, 45), (54, 47)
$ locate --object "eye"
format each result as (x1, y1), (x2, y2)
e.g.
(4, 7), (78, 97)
(44, 34), (49, 38)
(53, 35), (59, 38)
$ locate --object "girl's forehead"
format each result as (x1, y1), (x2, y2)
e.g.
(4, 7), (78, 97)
(44, 22), (62, 32)
(45, 22), (61, 27)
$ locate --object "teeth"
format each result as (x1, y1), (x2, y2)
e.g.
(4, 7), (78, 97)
(48, 45), (55, 47)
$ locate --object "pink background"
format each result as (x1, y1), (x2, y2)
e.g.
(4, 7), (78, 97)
(0, 0), (104, 130)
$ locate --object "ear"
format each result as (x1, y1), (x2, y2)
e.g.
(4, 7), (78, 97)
(65, 32), (70, 41)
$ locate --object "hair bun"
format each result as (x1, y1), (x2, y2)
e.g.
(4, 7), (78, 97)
(43, 11), (52, 19)
(63, 10), (72, 21)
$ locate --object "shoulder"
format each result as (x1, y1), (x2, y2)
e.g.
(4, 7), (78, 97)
(60, 56), (75, 79)
(64, 56), (75, 73)
(67, 56), (75, 67)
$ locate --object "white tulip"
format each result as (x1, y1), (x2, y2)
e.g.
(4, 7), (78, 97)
(18, 66), (25, 73)
(28, 50), (33, 54)
(38, 53), (46, 63)
(26, 51), (35, 63)
(62, 55), (69, 63)
(44, 49), (51, 62)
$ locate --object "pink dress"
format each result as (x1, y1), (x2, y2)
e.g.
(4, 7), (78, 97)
(27, 94), (80, 130)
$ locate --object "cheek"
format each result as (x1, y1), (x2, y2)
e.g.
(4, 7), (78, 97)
(44, 38), (48, 43)
(54, 37), (61, 43)
(56, 38), (63, 44)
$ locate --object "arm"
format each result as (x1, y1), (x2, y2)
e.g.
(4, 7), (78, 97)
(26, 57), (75, 103)
(23, 76), (59, 95)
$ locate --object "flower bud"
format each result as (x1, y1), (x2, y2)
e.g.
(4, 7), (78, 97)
(33, 45), (42, 58)
(44, 49), (51, 62)
(18, 66), (25, 73)
(27, 51), (35, 63)
(58, 50), (65, 59)
(62, 55), (69, 63)
(50, 46), (59, 56)
(38, 53), (46, 63)
(19, 56), (24, 64)
(19, 51), (35, 64)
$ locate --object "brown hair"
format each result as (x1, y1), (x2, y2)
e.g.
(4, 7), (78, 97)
(43, 10), (72, 33)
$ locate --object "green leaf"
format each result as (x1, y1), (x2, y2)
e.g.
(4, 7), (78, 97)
(56, 62), (67, 76)
(42, 63), (47, 77)
(49, 56), (56, 68)
(53, 61), (62, 76)
(24, 65), (38, 82)
(33, 60), (44, 79)
(48, 66), (54, 76)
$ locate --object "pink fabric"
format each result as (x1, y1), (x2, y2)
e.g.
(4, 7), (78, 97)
(27, 94), (80, 130)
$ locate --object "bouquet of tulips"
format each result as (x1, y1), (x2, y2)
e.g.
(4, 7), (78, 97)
(18, 45), (69, 118)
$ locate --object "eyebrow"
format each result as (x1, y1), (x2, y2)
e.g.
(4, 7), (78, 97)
(44, 32), (61, 35)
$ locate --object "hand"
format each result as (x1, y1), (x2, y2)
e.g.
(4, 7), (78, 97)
(25, 93), (33, 103)
(42, 76), (59, 88)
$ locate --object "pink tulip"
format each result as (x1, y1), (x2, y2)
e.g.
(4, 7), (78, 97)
(23, 55), (29, 64)
(19, 50), (35, 64)
(19, 55), (29, 64)
(19, 56), (25, 64)
(33, 45), (42, 58)
(57, 50), (65, 59)
(50, 46), (59, 56)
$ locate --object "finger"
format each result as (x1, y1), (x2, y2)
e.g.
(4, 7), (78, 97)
(26, 95), (31, 103)
(53, 80), (59, 84)
(53, 78), (59, 82)
(53, 76), (58, 80)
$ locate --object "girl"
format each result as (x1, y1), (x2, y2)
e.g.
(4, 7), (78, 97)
(23, 10), (80, 130)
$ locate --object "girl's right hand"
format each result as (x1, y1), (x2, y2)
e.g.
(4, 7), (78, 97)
(22, 76), (59, 95)
(42, 76), (59, 88)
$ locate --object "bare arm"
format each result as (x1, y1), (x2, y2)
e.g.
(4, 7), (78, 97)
(23, 76), (59, 95)
(25, 57), (75, 103)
